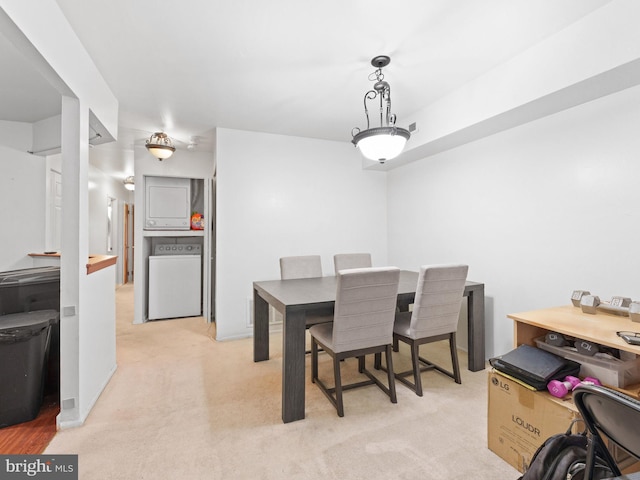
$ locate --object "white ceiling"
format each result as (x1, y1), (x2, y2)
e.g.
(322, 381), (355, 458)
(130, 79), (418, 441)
(1, 0), (612, 177)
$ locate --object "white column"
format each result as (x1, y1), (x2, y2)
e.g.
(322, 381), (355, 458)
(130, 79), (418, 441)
(58, 95), (89, 427)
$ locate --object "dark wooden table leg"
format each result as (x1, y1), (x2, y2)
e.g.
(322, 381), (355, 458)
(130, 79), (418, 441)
(466, 284), (485, 372)
(253, 288), (269, 362)
(282, 308), (306, 423)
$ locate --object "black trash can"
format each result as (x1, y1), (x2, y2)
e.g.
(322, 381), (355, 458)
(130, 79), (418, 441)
(0, 310), (57, 428)
(0, 266), (60, 396)
(0, 266), (61, 315)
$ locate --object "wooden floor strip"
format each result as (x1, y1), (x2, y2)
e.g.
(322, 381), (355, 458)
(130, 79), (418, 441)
(0, 394), (59, 454)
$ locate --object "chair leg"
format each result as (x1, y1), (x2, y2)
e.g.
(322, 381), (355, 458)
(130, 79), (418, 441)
(411, 341), (423, 397)
(449, 333), (461, 384)
(358, 355), (365, 373)
(385, 345), (397, 403)
(374, 352), (382, 370)
(333, 356), (344, 417)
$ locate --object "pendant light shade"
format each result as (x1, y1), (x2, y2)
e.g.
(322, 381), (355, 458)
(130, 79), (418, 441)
(351, 56), (410, 164)
(123, 176), (135, 191)
(145, 132), (175, 160)
(352, 127), (410, 163)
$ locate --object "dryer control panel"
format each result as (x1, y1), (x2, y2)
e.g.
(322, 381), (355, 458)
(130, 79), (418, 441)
(153, 244), (202, 255)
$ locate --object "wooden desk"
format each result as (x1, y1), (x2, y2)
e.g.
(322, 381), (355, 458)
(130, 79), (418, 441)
(508, 305), (640, 354)
(253, 270), (485, 423)
(508, 305), (640, 396)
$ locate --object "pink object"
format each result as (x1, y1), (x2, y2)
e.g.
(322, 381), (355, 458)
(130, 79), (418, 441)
(547, 376), (581, 398)
(579, 376), (601, 387)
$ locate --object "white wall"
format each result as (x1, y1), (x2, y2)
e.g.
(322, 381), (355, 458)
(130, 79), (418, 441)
(387, 83), (640, 359)
(88, 164), (131, 283)
(215, 128), (388, 340)
(0, 132), (129, 274)
(78, 263), (116, 423)
(133, 145), (215, 180)
(0, 1), (118, 138)
(2, 1), (120, 429)
(0, 119), (32, 151)
(40, 153), (131, 284)
(0, 137), (47, 271)
(0, 124), (124, 429)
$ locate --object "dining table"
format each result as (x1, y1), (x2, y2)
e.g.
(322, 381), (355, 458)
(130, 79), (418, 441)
(253, 269), (485, 423)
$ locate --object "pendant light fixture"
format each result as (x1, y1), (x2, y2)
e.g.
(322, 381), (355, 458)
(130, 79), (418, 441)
(351, 56), (410, 164)
(145, 132), (176, 160)
(123, 176), (135, 191)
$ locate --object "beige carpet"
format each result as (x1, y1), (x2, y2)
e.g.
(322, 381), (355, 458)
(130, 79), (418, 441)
(44, 283), (519, 479)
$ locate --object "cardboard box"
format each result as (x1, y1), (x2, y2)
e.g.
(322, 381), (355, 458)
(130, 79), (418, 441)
(487, 370), (580, 473)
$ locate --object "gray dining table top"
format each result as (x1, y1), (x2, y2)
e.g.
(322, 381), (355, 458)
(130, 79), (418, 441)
(253, 270), (481, 307)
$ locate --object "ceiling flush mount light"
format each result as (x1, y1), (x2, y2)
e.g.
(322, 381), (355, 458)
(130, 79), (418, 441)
(351, 56), (410, 164)
(145, 132), (176, 160)
(123, 176), (135, 191)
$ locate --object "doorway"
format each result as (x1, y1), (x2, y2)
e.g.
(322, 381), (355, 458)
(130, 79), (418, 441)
(123, 203), (134, 284)
(48, 169), (62, 252)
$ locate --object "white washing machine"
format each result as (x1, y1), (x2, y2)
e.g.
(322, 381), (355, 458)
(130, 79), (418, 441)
(148, 243), (202, 320)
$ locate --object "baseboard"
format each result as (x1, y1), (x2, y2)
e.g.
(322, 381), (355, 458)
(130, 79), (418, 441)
(57, 364), (118, 430)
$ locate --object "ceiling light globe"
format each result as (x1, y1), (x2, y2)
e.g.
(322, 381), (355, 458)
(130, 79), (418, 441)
(146, 145), (175, 160)
(123, 176), (135, 191)
(352, 127), (410, 163)
(145, 132), (176, 160)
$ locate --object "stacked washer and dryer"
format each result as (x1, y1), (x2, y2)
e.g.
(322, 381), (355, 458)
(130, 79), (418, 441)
(148, 243), (202, 320)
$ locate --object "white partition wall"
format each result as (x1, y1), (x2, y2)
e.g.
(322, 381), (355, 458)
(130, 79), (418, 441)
(214, 128), (388, 341)
(1, 1), (119, 429)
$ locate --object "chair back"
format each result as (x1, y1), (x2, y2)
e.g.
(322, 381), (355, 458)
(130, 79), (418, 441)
(333, 253), (372, 274)
(332, 267), (400, 353)
(573, 384), (640, 460)
(280, 255), (322, 280)
(408, 264), (469, 339)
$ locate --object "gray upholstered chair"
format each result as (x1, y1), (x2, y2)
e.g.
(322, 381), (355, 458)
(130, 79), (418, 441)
(391, 264), (468, 396)
(279, 256), (332, 354)
(309, 266), (400, 417)
(280, 255), (323, 280)
(333, 253), (372, 274)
